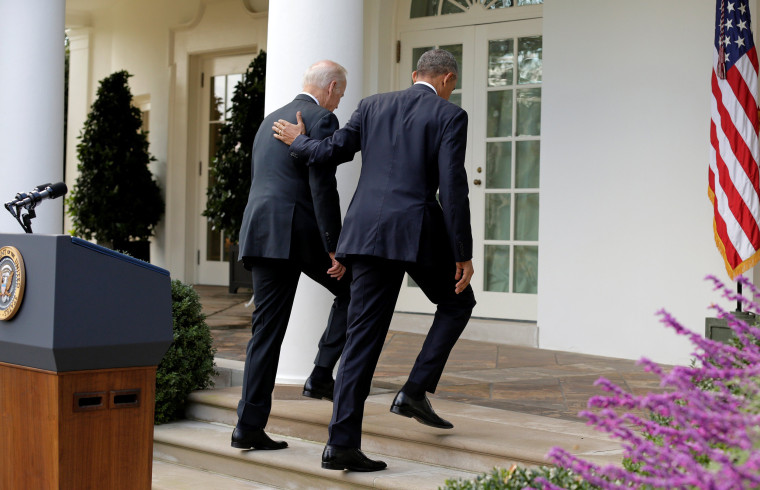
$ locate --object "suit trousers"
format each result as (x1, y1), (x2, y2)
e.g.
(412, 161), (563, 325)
(327, 255), (476, 448)
(237, 255), (350, 429)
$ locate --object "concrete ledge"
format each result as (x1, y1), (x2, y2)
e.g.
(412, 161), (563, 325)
(154, 420), (476, 489)
(152, 460), (272, 489)
(212, 357), (246, 388)
(391, 312), (538, 348)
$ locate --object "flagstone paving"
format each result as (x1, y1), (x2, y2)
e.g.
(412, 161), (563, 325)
(195, 285), (665, 423)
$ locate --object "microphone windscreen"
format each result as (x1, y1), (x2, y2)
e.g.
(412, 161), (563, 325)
(48, 182), (68, 198)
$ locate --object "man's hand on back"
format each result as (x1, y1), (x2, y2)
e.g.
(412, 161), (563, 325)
(273, 111), (305, 145)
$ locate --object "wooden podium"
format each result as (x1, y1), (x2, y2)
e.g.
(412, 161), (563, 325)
(0, 234), (173, 490)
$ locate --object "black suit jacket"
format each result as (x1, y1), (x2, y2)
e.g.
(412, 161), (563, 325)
(290, 84), (472, 265)
(238, 95), (341, 266)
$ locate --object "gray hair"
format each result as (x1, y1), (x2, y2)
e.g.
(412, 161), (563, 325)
(416, 49), (458, 78)
(302, 60), (347, 89)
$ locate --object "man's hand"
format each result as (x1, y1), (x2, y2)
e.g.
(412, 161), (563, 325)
(327, 252), (346, 280)
(273, 111), (305, 145)
(454, 260), (474, 294)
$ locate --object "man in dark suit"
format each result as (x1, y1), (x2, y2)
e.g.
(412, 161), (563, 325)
(231, 60), (351, 451)
(274, 49), (476, 471)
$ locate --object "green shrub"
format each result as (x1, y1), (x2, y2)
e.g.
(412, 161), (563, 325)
(67, 70), (164, 249)
(155, 280), (217, 424)
(441, 466), (595, 490)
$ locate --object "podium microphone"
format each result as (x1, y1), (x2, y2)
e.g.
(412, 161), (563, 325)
(9, 182), (68, 208)
(4, 181), (69, 234)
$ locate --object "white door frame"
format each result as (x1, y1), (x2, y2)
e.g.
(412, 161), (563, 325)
(195, 53), (255, 285)
(395, 19), (541, 321)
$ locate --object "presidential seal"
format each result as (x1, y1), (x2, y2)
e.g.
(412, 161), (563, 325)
(0, 246), (25, 321)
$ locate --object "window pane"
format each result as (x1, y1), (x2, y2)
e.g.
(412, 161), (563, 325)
(486, 141), (512, 189)
(518, 36), (542, 84)
(485, 193), (511, 240)
(206, 221), (221, 261)
(449, 92), (462, 107)
(412, 46), (435, 74)
(514, 245), (538, 294)
(517, 0), (542, 4)
(488, 39), (514, 87)
(516, 88), (541, 136)
(211, 75), (225, 121)
(440, 44), (463, 89)
(485, 245), (510, 292)
(411, 0), (439, 17)
(487, 89), (513, 137)
(208, 123), (223, 167)
(485, 0), (513, 8)
(515, 140), (539, 188)
(441, 0), (467, 14)
(515, 193), (539, 241)
(226, 73), (242, 116)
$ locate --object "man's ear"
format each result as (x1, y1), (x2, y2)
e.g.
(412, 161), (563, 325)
(412, 71), (419, 83)
(327, 80), (337, 95)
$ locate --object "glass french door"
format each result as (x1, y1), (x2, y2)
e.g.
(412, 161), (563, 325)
(396, 20), (542, 321)
(196, 54), (253, 285)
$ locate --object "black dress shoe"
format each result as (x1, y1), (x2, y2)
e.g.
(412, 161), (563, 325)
(390, 391), (454, 429)
(321, 445), (387, 472)
(303, 376), (334, 401)
(231, 427), (288, 450)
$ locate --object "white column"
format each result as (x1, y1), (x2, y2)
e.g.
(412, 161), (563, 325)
(63, 28), (92, 235)
(0, 0), (65, 235)
(266, 0), (364, 383)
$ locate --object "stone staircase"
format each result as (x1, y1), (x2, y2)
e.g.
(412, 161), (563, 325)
(151, 360), (622, 489)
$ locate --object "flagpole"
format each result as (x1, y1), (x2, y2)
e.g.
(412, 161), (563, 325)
(737, 280), (742, 313)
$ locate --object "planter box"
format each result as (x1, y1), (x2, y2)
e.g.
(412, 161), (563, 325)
(705, 311), (756, 343)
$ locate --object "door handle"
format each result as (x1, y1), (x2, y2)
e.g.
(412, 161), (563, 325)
(473, 179), (482, 186)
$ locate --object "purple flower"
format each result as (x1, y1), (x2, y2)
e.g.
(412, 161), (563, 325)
(546, 276), (760, 489)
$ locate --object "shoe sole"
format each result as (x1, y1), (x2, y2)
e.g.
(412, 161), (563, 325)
(230, 441), (288, 450)
(302, 390), (333, 401)
(389, 406), (453, 429)
(321, 461), (386, 472)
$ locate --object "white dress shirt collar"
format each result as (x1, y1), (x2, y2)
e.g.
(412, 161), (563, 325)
(300, 91), (320, 106)
(414, 81), (437, 95)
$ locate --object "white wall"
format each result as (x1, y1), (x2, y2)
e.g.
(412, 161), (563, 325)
(539, 0), (737, 365)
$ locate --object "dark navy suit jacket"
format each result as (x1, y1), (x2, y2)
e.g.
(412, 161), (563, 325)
(290, 83), (472, 265)
(238, 95), (342, 267)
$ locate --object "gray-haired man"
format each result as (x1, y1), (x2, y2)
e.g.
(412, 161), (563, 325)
(232, 60), (350, 450)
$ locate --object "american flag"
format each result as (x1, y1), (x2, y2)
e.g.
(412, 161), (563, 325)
(709, 0), (760, 279)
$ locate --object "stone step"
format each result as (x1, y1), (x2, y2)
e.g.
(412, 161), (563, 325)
(185, 384), (622, 474)
(152, 460), (277, 489)
(153, 420), (477, 489)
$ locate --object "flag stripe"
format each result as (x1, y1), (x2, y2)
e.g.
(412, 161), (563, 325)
(712, 69), (760, 198)
(711, 188), (743, 268)
(727, 54), (759, 139)
(710, 118), (760, 257)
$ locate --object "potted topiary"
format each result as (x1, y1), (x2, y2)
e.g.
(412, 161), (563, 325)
(67, 70), (164, 261)
(203, 50), (266, 293)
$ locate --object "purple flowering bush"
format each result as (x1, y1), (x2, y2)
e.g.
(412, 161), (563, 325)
(540, 276), (760, 489)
